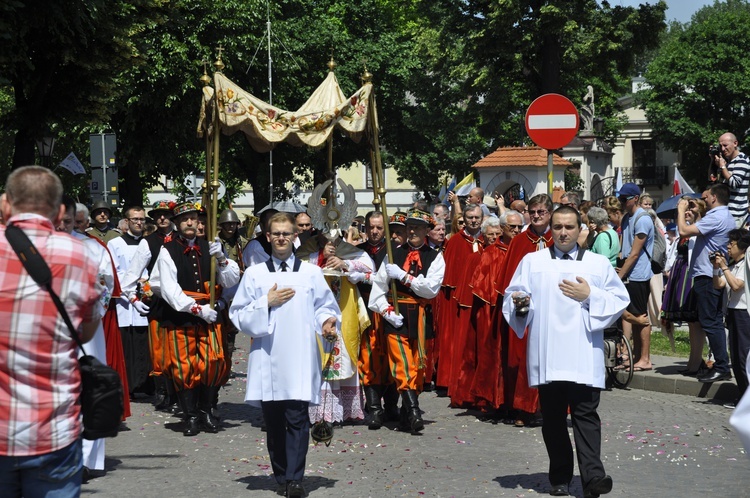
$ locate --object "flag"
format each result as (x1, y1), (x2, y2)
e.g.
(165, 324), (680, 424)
(439, 176), (457, 204)
(453, 172), (476, 196)
(614, 167), (623, 195)
(673, 167), (694, 195)
(58, 152), (86, 175)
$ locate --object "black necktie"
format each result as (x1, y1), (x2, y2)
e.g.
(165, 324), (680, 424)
(562, 253), (572, 260)
(280, 261), (288, 272)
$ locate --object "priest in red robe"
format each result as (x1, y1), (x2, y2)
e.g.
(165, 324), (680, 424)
(497, 194), (553, 426)
(435, 204), (484, 401)
(467, 210), (524, 411)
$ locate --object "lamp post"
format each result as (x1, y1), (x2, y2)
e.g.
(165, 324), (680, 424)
(35, 133), (56, 168)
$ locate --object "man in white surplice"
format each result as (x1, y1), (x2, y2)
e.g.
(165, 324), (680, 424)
(502, 206), (629, 498)
(230, 212), (340, 498)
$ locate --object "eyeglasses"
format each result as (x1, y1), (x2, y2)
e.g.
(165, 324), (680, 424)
(128, 218), (146, 223)
(528, 209), (548, 216)
(270, 231), (294, 239)
(505, 224), (523, 230)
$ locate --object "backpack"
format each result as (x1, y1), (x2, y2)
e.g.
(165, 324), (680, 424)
(632, 211), (666, 274)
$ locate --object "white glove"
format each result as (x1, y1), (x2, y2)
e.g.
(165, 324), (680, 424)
(132, 300), (150, 316)
(197, 305), (218, 324)
(385, 264), (407, 282)
(209, 237), (227, 263)
(347, 271), (366, 284)
(383, 311), (404, 328)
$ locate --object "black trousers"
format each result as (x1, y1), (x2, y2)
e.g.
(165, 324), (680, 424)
(261, 400), (310, 484)
(538, 382), (605, 488)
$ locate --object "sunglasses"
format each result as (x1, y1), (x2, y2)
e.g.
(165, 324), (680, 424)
(618, 195), (635, 202)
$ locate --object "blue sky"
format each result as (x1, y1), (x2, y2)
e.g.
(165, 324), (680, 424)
(611, 0), (714, 24)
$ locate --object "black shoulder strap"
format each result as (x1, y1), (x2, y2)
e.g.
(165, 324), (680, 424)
(5, 224), (86, 353)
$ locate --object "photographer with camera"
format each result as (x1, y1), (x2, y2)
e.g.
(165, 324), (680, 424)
(711, 132), (750, 227)
(677, 183), (735, 383)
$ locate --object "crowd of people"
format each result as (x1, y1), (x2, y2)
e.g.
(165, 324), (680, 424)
(3, 140), (750, 497)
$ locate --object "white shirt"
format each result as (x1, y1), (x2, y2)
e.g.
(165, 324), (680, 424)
(150, 242), (240, 314)
(108, 234), (148, 327)
(502, 247), (629, 388)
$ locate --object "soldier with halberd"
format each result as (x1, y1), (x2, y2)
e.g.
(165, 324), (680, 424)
(369, 208), (445, 434)
(148, 202), (240, 436)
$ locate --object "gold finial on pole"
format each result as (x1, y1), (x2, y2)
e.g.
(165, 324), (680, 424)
(327, 51), (336, 72)
(361, 66), (373, 85)
(200, 59), (212, 87)
(214, 45), (225, 72)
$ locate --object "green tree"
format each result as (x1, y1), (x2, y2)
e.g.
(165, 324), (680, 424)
(393, 0), (667, 195)
(0, 0), (164, 172)
(641, 0), (750, 188)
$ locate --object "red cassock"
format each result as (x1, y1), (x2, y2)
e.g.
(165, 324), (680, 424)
(435, 229), (484, 398)
(461, 240), (509, 409)
(88, 235), (131, 420)
(497, 229), (552, 414)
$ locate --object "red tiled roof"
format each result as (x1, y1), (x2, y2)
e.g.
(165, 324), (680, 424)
(472, 146), (572, 169)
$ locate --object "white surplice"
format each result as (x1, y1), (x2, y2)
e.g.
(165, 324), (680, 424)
(80, 238), (115, 471)
(229, 255), (341, 407)
(502, 247), (629, 389)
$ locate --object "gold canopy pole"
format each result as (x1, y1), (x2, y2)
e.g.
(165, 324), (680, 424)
(207, 47), (225, 308)
(325, 57), (336, 201)
(363, 68), (398, 314)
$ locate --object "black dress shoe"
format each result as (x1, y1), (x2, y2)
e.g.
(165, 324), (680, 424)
(584, 475), (613, 498)
(698, 369), (732, 383)
(183, 416), (201, 436)
(286, 480), (306, 497)
(549, 482), (570, 496)
(275, 483), (287, 496)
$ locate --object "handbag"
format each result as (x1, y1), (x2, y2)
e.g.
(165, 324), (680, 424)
(5, 224), (124, 440)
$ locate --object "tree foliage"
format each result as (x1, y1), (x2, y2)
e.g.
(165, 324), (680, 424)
(641, 0), (750, 187)
(0, 0), (165, 170)
(0, 0), (667, 208)
(392, 0), (667, 195)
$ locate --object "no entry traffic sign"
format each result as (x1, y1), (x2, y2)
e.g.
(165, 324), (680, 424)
(524, 93), (579, 150)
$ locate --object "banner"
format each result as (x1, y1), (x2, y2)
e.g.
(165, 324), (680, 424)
(673, 167), (695, 195)
(58, 152), (86, 175)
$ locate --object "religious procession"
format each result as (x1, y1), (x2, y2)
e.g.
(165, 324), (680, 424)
(3, 2), (750, 498)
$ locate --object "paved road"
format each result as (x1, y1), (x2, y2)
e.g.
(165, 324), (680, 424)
(83, 333), (750, 498)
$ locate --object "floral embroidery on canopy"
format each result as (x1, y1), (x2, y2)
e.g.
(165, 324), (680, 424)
(198, 71), (370, 153)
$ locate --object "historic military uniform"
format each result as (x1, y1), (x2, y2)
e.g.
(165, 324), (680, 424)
(150, 202), (240, 436)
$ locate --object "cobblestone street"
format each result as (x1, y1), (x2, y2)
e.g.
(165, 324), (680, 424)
(82, 333), (750, 498)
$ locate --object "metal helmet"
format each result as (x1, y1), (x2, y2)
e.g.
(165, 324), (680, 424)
(218, 209), (240, 225)
(310, 420), (334, 446)
(90, 200), (112, 216)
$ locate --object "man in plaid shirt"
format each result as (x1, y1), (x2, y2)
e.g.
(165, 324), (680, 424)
(0, 166), (103, 497)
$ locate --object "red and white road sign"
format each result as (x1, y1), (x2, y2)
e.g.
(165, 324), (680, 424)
(524, 93), (579, 150)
